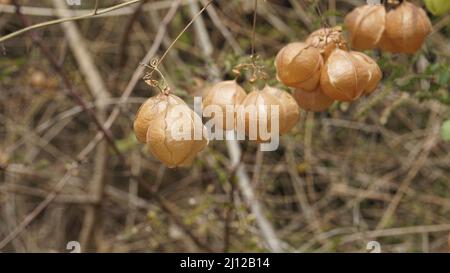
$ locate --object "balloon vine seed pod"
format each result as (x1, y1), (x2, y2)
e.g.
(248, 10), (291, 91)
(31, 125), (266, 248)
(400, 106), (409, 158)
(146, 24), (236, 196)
(145, 94), (208, 168)
(381, 1), (432, 54)
(320, 49), (370, 102)
(293, 88), (334, 112)
(236, 85), (300, 143)
(350, 52), (382, 95)
(133, 60), (209, 168)
(238, 88), (283, 142)
(345, 4), (386, 50)
(262, 85), (300, 135)
(275, 42), (323, 91)
(305, 27), (348, 60)
(203, 80), (247, 131)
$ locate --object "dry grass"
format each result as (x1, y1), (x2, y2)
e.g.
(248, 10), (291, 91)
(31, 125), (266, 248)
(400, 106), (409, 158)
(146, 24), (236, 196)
(0, 0), (449, 252)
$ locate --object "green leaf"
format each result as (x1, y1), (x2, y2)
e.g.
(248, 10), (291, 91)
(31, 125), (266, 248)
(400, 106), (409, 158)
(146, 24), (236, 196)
(438, 67), (450, 86)
(441, 120), (450, 141)
(424, 0), (450, 16)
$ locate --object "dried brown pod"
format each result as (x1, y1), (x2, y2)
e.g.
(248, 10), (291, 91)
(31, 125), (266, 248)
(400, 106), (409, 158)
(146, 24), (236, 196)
(134, 94), (176, 143)
(382, 1), (432, 54)
(134, 93), (208, 168)
(275, 42), (323, 91)
(262, 85), (300, 134)
(293, 88), (334, 112)
(238, 89), (285, 142)
(202, 80), (247, 131)
(305, 27), (347, 60)
(320, 49), (370, 102)
(345, 4), (386, 50)
(378, 31), (398, 53)
(351, 51), (382, 95)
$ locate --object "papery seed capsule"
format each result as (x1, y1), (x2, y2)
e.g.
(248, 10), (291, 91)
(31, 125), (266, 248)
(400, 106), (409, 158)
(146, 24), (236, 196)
(275, 42), (323, 91)
(305, 27), (347, 60)
(350, 51), (382, 95)
(382, 1), (432, 54)
(345, 4), (386, 50)
(202, 80), (246, 131)
(378, 31), (399, 53)
(293, 88), (334, 112)
(262, 85), (300, 134)
(134, 93), (208, 168)
(320, 49), (370, 102)
(134, 95), (169, 143)
(237, 89), (285, 142)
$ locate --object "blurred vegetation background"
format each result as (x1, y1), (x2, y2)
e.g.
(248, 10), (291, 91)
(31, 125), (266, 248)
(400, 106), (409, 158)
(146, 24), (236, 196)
(0, 0), (449, 252)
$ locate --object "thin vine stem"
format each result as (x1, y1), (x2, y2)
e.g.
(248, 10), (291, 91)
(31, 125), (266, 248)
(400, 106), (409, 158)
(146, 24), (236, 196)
(156, 0), (214, 68)
(232, 0), (268, 84)
(0, 0), (142, 43)
(250, 0), (258, 60)
(141, 60), (171, 94)
(313, 0), (329, 28)
(142, 0), (214, 93)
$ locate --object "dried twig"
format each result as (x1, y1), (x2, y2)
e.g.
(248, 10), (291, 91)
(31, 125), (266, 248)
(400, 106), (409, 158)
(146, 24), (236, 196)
(0, 0), (181, 251)
(189, 0), (284, 252)
(50, 0), (111, 250)
(0, 0), (142, 43)
(376, 105), (442, 229)
(12, 0), (123, 161)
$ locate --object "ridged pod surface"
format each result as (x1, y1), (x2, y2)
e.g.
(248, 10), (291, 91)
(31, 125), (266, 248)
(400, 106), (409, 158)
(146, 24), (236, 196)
(134, 93), (208, 168)
(262, 85), (300, 134)
(238, 90), (284, 142)
(345, 4), (386, 50)
(381, 1), (432, 54)
(293, 88), (334, 112)
(305, 27), (347, 60)
(203, 80), (247, 130)
(320, 49), (370, 102)
(275, 42), (323, 91)
(350, 51), (382, 95)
